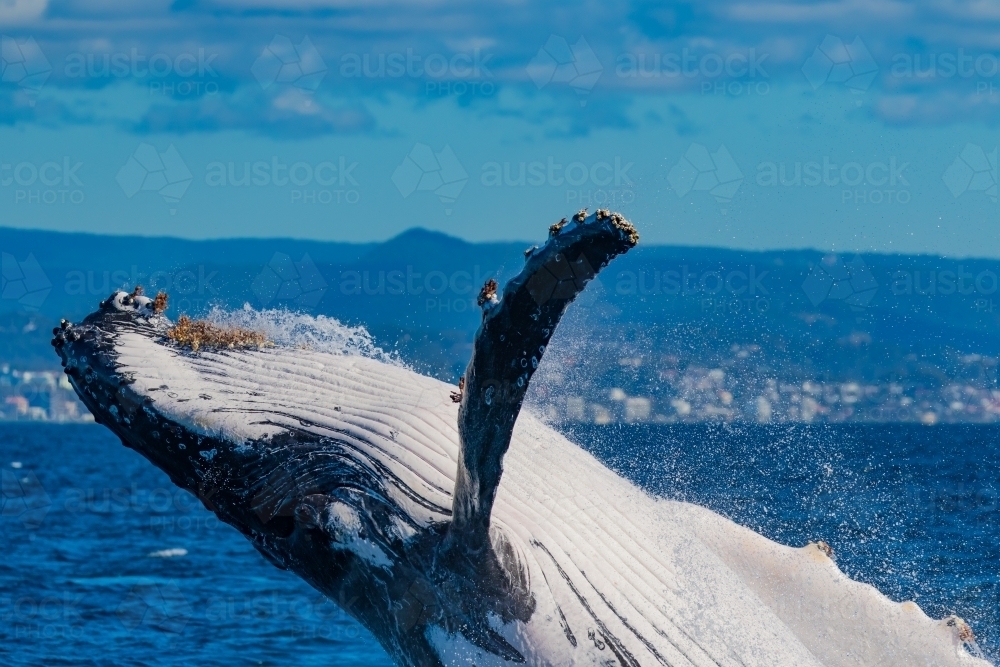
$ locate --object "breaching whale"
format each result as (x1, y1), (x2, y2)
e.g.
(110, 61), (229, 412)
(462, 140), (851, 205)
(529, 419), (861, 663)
(52, 210), (989, 666)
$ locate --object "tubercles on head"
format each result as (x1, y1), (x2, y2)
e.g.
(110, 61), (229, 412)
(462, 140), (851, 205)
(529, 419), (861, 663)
(107, 288), (162, 317)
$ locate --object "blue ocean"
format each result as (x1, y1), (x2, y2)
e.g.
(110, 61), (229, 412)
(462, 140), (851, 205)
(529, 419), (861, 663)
(2, 423), (997, 665)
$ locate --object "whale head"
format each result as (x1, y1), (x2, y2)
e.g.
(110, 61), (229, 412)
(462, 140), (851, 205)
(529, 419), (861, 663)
(51, 291), (418, 598)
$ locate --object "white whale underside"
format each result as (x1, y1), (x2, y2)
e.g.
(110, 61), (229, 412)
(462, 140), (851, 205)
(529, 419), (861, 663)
(111, 329), (990, 667)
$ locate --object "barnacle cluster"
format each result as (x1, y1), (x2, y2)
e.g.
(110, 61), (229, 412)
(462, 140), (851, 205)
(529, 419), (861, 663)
(477, 278), (499, 307)
(152, 291), (168, 314)
(167, 315), (270, 352)
(549, 209), (639, 247)
(596, 208), (639, 246)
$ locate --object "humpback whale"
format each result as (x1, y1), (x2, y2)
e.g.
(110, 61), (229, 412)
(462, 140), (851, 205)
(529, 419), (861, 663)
(52, 210), (989, 666)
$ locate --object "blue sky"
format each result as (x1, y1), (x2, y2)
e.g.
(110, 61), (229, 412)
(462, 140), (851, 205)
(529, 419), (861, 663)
(1, 0), (1000, 256)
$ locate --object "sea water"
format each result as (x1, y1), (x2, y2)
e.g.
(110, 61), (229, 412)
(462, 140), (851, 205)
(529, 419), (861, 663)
(2, 423), (997, 665)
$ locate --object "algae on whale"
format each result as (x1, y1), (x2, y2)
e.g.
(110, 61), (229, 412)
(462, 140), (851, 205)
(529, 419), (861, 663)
(52, 210), (988, 666)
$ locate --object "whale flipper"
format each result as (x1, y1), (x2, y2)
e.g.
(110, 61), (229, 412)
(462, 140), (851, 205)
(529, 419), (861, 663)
(450, 209), (638, 555)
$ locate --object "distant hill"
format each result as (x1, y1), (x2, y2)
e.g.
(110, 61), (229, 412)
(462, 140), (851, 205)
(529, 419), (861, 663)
(4, 226), (1000, 423)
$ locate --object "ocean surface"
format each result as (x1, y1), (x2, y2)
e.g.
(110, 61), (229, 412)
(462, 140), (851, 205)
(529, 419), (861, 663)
(2, 422), (998, 665)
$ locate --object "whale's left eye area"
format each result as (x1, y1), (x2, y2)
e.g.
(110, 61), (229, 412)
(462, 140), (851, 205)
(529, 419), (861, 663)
(298, 497), (393, 569)
(324, 500), (364, 542)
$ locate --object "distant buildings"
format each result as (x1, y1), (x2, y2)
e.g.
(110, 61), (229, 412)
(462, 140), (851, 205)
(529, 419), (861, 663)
(0, 365), (92, 422)
(539, 345), (1000, 425)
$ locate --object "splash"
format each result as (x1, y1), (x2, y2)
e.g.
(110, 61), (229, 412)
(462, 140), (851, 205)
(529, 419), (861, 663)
(204, 304), (399, 364)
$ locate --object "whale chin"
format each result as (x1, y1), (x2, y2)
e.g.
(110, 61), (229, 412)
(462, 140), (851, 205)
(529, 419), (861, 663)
(51, 213), (990, 667)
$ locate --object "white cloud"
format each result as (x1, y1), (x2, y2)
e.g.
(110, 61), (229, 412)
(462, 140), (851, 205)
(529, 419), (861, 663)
(726, 0), (911, 23)
(201, 0), (424, 7)
(0, 0), (48, 24)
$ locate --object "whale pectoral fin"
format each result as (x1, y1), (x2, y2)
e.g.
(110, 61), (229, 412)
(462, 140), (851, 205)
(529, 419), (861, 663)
(450, 210), (638, 550)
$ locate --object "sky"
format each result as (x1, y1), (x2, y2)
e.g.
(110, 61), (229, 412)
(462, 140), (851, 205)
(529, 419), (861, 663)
(1, 0), (1000, 256)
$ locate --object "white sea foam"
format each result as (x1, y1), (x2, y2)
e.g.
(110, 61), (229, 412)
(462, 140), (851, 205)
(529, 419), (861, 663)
(148, 548), (188, 558)
(204, 305), (400, 364)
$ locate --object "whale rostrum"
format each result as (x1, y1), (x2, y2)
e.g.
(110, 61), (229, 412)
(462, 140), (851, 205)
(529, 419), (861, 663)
(52, 211), (989, 667)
